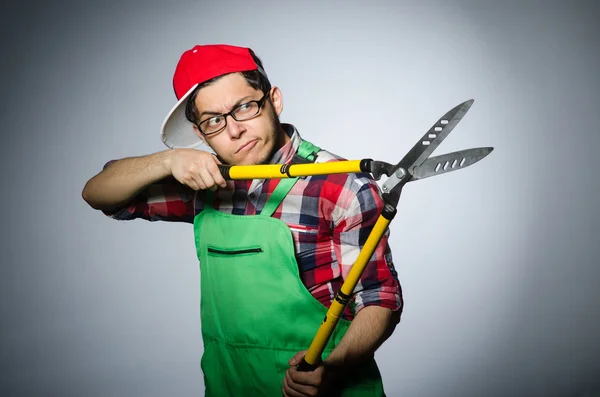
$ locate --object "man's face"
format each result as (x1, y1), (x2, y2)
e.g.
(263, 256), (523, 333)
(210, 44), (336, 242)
(192, 73), (287, 166)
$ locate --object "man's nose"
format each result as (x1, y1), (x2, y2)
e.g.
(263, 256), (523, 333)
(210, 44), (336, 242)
(225, 115), (245, 139)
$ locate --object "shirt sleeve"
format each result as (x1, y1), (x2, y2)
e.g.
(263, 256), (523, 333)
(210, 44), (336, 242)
(101, 161), (195, 223)
(332, 173), (403, 316)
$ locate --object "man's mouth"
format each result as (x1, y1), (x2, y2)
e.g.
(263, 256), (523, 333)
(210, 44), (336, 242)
(236, 139), (258, 154)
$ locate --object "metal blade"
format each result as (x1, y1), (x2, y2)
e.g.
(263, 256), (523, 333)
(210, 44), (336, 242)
(382, 99), (475, 198)
(396, 99), (474, 175)
(410, 147), (493, 181)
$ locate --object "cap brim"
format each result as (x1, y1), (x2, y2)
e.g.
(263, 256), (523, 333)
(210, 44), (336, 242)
(160, 84), (207, 149)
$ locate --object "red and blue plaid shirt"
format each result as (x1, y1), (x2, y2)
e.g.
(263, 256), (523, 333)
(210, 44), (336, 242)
(105, 124), (402, 320)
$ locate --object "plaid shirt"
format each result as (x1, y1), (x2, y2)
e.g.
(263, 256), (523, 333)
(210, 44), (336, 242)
(106, 124), (402, 320)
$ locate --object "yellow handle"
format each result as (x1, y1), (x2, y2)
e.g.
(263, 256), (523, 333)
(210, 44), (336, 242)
(219, 160), (366, 180)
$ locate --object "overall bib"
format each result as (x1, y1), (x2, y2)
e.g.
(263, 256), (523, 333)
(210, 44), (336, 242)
(193, 141), (385, 396)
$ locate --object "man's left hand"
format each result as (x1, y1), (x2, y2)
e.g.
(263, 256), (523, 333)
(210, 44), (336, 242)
(282, 350), (337, 397)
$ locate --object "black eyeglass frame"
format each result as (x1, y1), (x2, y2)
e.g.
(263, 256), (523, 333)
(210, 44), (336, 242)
(195, 93), (270, 136)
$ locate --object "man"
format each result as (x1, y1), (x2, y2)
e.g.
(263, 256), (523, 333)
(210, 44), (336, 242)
(83, 44), (403, 396)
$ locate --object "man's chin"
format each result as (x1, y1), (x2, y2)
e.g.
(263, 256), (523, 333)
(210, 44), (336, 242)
(234, 153), (268, 166)
(247, 154), (270, 166)
(245, 145), (274, 166)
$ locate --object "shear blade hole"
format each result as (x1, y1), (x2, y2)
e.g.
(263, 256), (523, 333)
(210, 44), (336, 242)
(443, 161), (450, 170)
(435, 163), (441, 172)
(441, 120), (448, 125)
(459, 158), (465, 166)
(428, 134), (436, 139)
(422, 140), (430, 145)
(434, 127), (443, 132)
(451, 159), (458, 168)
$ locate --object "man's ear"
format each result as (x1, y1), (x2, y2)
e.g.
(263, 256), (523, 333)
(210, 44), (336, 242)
(192, 124), (208, 145)
(270, 86), (283, 116)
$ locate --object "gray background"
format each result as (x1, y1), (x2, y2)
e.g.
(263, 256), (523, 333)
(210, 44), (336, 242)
(1, 1), (599, 396)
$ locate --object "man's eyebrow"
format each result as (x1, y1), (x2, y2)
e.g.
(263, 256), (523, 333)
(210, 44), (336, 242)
(198, 96), (253, 119)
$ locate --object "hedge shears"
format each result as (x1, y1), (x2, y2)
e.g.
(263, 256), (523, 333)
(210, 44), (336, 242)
(218, 99), (493, 371)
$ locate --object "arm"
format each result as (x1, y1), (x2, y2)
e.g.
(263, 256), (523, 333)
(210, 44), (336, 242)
(284, 307), (400, 396)
(82, 148), (228, 213)
(323, 305), (400, 368)
(82, 151), (173, 212)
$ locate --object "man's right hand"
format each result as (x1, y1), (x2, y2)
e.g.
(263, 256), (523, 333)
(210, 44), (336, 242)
(168, 149), (228, 191)
(82, 149), (229, 212)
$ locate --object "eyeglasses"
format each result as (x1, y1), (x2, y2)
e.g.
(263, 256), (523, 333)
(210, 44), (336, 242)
(196, 93), (270, 136)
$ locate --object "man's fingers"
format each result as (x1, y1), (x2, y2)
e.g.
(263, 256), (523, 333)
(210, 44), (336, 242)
(289, 365), (324, 387)
(179, 175), (200, 191)
(288, 350), (307, 366)
(207, 162), (227, 188)
(170, 150), (228, 190)
(188, 173), (206, 191)
(197, 167), (219, 191)
(282, 373), (300, 397)
(283, 370), (317, 397)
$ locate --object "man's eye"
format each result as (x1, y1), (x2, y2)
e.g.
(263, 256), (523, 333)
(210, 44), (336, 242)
(208, 116), (223, 126)
(238, 103), (251, 111)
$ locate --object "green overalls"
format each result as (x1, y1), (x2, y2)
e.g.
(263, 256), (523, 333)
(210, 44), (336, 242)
(193, 141), (385, 396)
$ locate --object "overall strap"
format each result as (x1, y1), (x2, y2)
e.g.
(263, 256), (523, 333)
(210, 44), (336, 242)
(203, 190), (214, 211)
(260, 139), (320, 217)
(296, 139), (320, 163)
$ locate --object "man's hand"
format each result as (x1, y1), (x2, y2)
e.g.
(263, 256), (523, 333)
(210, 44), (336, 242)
(168, 149), (228, 191)
(282, 351), (339, 397)
(82, 148), (229, 212)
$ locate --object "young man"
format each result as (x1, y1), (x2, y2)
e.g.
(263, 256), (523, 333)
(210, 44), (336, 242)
(83, 44), (403, 397)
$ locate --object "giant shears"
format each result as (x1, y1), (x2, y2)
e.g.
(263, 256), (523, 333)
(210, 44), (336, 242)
(218, 99), (493, 371)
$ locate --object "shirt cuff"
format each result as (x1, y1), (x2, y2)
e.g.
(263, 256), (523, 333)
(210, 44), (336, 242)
(353, 289), (403, 315)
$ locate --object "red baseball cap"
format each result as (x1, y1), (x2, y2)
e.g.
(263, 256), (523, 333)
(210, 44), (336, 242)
(160, 44), (261, 148)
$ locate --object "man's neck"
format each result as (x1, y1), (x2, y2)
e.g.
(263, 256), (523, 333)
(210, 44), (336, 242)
(275, 124), (291, 151)
(264, 123), (295, 165)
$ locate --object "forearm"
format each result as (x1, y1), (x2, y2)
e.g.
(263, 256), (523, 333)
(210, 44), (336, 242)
(82, 150), (173, 211)
(324, 305), (400, 370)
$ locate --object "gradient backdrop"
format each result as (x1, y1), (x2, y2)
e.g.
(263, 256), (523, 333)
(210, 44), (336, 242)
(1, 1), (599, 396)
